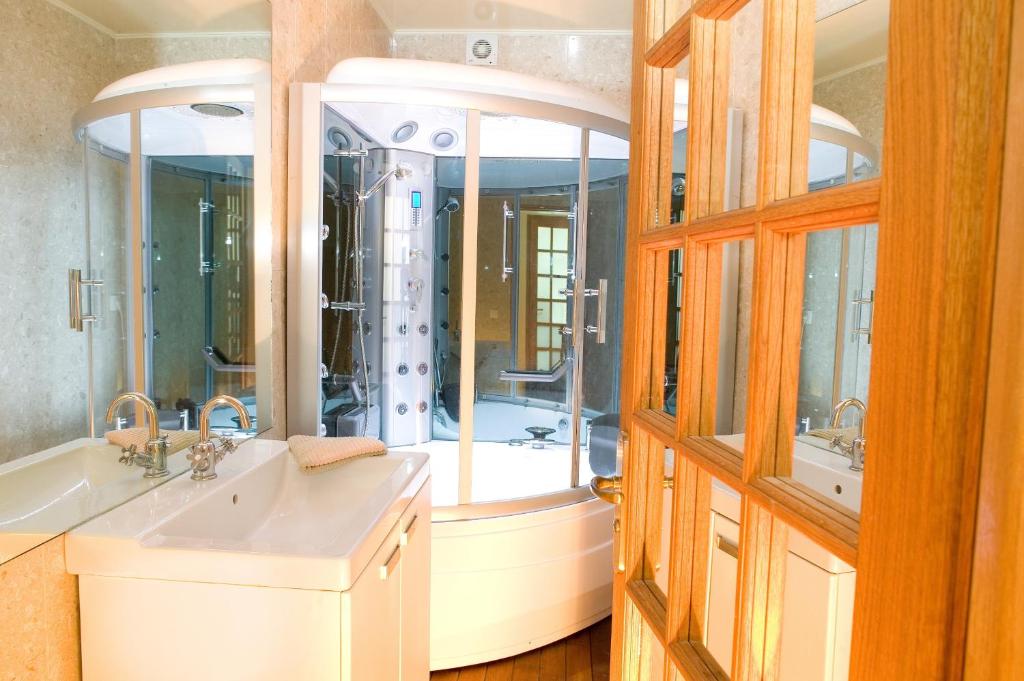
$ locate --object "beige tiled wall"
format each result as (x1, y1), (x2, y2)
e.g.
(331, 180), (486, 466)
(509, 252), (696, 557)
(112, 34), (271, 81)
(0, 537), (80, 681)
(813, 61), (887, 157)
(392, 33), (633, 111)
(0, 0), (116, 467)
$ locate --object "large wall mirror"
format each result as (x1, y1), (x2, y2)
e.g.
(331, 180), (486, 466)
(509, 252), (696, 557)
(0, 0), (272, 565)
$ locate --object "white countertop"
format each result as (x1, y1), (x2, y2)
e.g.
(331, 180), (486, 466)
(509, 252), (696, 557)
(67, 439), (429, 592)
(0, 438), (190, 564)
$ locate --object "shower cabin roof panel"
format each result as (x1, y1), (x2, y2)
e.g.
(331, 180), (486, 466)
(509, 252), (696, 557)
(93, 59), (269, 102)
(325, 58), (629, 132)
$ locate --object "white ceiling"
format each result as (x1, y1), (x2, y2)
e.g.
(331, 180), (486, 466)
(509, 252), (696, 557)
(369, 0), (633, 32)
(51, 0), (270, 35)
(49, 0), (885, 81)
(814, 0), (890, 80)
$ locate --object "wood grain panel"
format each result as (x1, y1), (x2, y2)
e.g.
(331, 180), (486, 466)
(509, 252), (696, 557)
(963, 2), (1024, 677)
(850, 0), (1015, 678)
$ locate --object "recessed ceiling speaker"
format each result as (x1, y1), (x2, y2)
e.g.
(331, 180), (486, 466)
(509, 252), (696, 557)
(391, 121), (419, 144)
(466, 34), (498, 66)
(430, 129), (459, 151)
(327, 127), (352, 150)
(190, 103), (244, 118)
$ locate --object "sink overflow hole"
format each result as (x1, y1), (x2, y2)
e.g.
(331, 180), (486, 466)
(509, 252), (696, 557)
(232, 494), (239, 505)
(834, 485), (843, 495)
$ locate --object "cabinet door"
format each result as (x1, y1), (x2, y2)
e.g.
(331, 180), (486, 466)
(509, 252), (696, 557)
(345, 525), (402, 681)
(400, 480), (431, 681)
(705, 512), (740, 669)
(779, 558), (855, 681)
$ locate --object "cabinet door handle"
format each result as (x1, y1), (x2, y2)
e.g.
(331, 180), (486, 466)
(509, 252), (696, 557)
(715, 534), (739, 560)
(380, 544), (401, 581)
(400, 514), (419, 547)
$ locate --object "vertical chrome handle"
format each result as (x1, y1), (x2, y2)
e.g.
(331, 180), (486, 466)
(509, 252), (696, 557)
(68, 268), (102, 332)
(583, 278), (608, 344)
(379, 544), (402, 580)
(199, 199), (218, 275)
(501, 200), (514, 282)
(851, 289), (874, 343)
(400, 514), (419, 546)
(68, 268), (83, 332)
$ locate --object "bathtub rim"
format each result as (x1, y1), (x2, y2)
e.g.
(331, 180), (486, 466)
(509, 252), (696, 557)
(431, 484), (596, 522)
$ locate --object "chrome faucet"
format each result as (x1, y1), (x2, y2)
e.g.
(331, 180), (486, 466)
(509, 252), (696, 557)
(106, 392), (169, 478)
(186, 395), (252, 481)
(829, 397), (867, 472)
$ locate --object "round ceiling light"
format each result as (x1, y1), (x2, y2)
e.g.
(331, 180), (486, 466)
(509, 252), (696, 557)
(391, 121), (419, 144)
(431, 129), (459, 151)
(327, 126), (352, 150)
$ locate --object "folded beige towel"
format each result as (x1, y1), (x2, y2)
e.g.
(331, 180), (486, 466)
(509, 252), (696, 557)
(105, 428), (200, 454)
(287, 435), (387, 472)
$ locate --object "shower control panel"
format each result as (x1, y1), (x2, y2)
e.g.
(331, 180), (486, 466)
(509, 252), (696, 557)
(410, 190), (423, 229)
(382, 151), (434, 447)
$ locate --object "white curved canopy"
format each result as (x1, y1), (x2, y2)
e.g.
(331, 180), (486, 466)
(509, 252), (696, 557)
(82, 59), (268, 157)
(93, 59), (269, 102)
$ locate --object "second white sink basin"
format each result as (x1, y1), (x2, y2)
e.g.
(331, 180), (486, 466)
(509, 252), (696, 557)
(715, 433), (863, 513)
(0, 438), (190, 564)
(67, 440), (429, 592)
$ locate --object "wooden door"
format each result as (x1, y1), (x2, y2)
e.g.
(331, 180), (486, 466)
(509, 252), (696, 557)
(603, 0), (1021, 680)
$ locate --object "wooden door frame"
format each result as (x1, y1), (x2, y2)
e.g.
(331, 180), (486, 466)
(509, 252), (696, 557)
(612, 0), (1020, 680)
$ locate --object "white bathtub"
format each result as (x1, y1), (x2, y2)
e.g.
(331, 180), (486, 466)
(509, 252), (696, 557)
(391, 439), (613, 670)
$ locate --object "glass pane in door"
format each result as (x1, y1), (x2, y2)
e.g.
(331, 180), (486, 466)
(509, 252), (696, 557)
(84, 113), (133, 437)
(470, 113), (581, 501)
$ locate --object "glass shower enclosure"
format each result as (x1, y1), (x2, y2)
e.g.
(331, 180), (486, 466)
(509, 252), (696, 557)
(287, 67), (631, 505)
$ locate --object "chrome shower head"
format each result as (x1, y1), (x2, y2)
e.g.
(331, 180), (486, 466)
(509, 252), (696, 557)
(436, 196), (461, 219)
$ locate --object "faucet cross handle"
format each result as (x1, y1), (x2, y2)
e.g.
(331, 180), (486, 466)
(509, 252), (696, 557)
(189, 395), (252, 481)
(118, 444), (139, 467)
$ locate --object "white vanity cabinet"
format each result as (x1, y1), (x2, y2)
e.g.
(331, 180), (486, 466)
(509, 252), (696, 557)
(346, 481), (431, 681)
(69, 445), (431, 681)
(705, 485), (856, 680)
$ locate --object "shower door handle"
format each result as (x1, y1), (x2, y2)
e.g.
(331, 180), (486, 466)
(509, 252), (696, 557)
(68, 268), (102, 332)
(198, 199), (220, 275)
(501, 201), (515, 282)
(583, 279), (608, 344)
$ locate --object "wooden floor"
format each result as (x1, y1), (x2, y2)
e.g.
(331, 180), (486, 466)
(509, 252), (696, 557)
(430, 618), (611, 681)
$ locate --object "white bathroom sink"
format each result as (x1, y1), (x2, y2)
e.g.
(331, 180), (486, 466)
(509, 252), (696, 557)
(0, 438), (190, 564)
(715, 433), (863, 513)
(67, 439), (429, 591)
(791, 437), (862, 513)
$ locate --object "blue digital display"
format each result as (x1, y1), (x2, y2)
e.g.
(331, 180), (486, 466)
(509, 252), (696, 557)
(411, 191), (422, 209)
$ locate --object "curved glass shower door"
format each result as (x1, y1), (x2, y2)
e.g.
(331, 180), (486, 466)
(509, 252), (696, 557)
(83, 113), (133, 437)
(576, 130), (629, 485)
(465, 114), (593, 502)
(141, 105), (257, 433)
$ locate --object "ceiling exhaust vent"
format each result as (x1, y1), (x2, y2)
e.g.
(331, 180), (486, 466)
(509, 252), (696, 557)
(466, 34), (498, 66)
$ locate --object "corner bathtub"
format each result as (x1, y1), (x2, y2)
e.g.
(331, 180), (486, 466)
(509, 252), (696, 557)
(390, 439), (614, 670)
